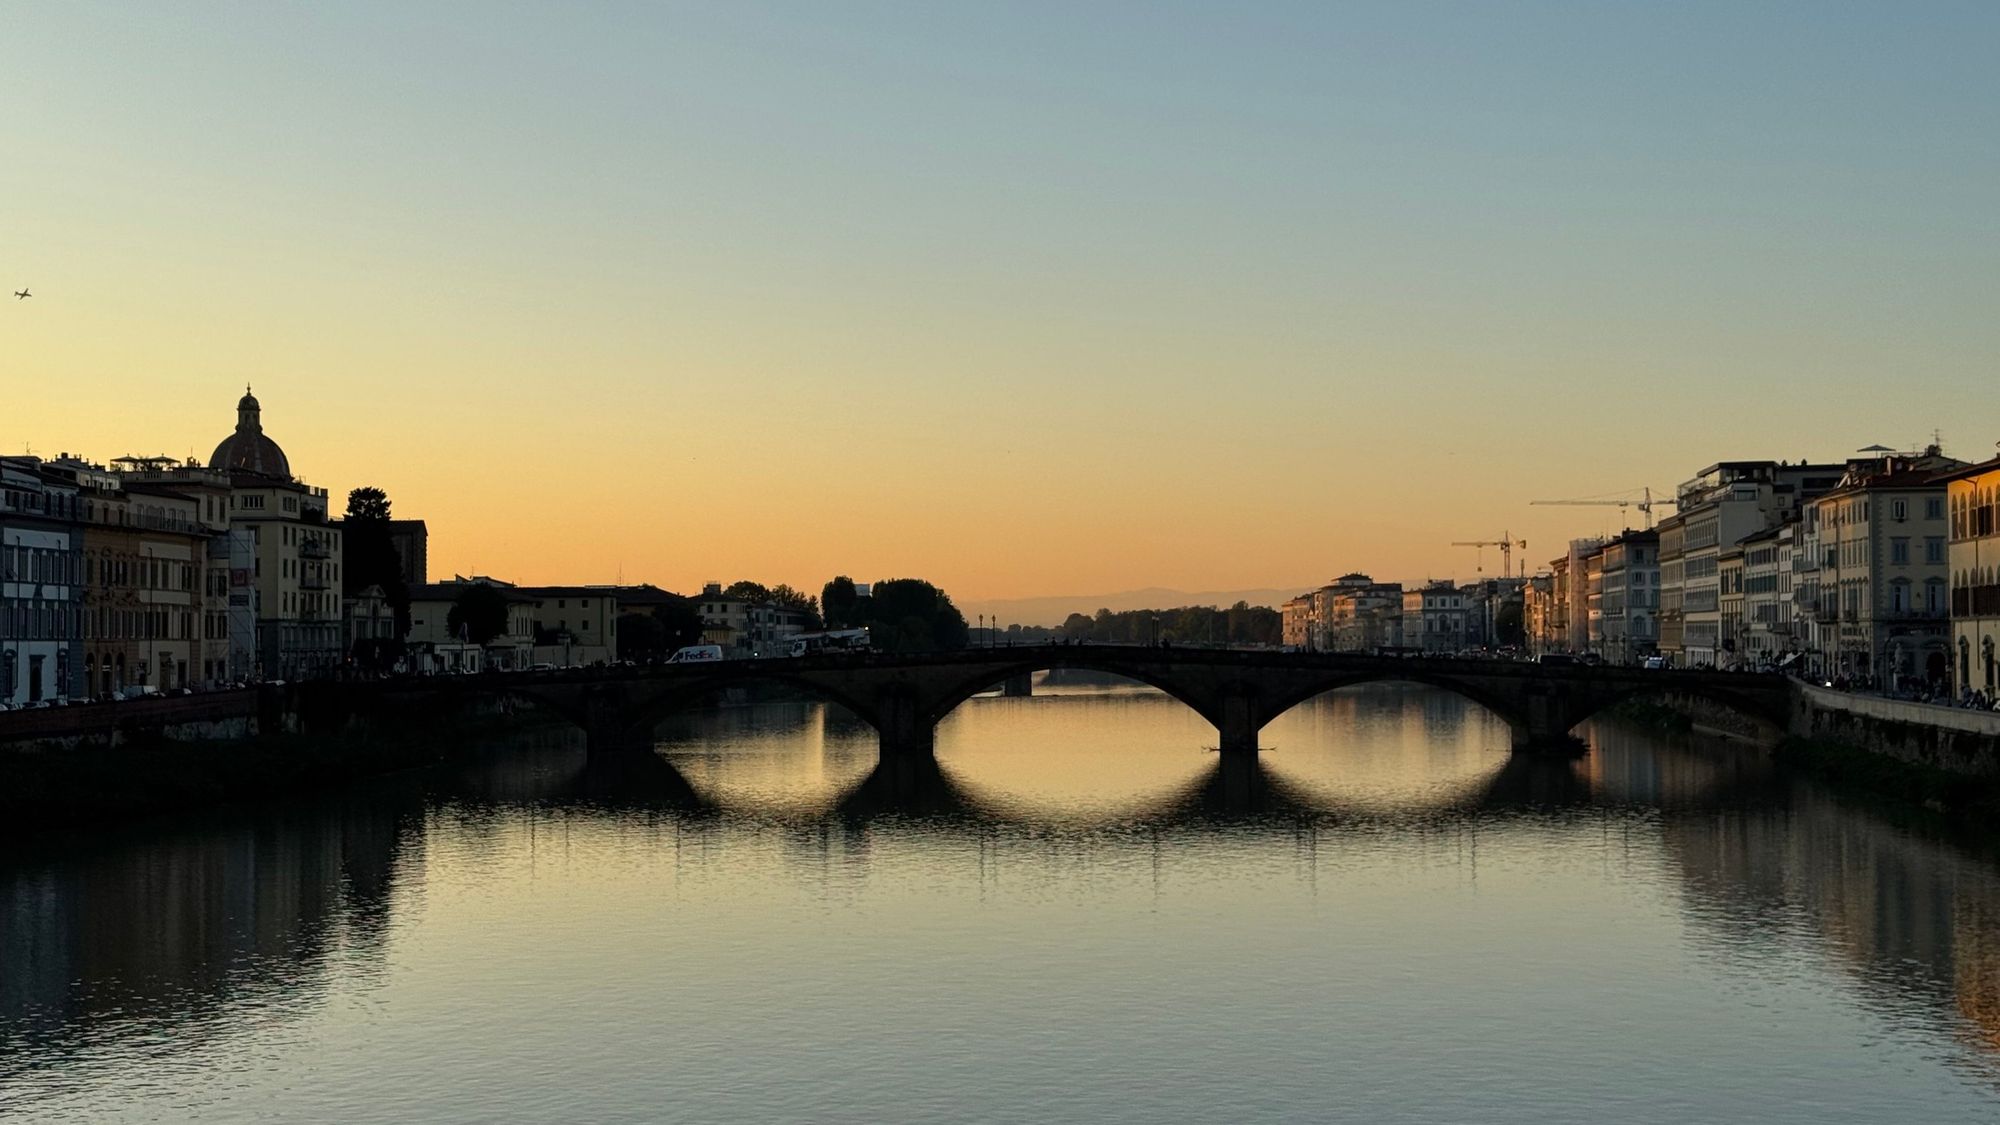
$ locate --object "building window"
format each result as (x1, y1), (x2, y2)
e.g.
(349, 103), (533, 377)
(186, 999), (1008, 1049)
(1891, 538), (1910, 565)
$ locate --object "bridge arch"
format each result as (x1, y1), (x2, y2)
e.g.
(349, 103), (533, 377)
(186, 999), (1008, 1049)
(922, 658), (1228, 730)
(1256, 670), (1529, 740)
(513, 670), (887, 756)
(1561, 680), (1791, 742)
(620, 672), (885, 744)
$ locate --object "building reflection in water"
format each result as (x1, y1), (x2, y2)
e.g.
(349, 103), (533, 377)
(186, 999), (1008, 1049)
(0, 782), (421, 1068)
(6, 685), (2000, 1088)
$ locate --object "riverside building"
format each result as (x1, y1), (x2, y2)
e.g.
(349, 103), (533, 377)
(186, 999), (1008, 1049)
(1401, 581), (1466, 653)
(1598, 529), (1659, 665)
(0, 457), (84, 704)
(208, 390), (346, 679)
(1808, 448), (1959, 683)
(1674, 461), (1844, 667)
(1937, 455), (2000, 692)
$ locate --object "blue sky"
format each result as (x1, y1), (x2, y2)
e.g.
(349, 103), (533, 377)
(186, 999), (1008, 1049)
(5, 2), (1996, 596)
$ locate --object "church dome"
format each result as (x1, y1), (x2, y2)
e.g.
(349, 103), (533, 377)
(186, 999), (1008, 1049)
(209, 385), (292, 478)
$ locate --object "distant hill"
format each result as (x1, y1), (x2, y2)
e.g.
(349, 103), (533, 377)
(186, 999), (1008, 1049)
(960, 586), (1311, 628)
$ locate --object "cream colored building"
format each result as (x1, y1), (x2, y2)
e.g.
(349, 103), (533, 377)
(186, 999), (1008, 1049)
(1738, 523), (1794, 669)
(1598, 529), (1659, 665)
(1942, 455), (2000, 694)
(202, 390), (346, 680)
(1718, 544), (1746, 669)
(58, 462), (209, 693)
(521, 586), (621, 665)
(695, 583), (813, 657)
(109, 457), (255, 684)
(1656, 514), (1686, 664)
(1280, 595), (1312, 648)
(1674, 461), (1844, 667)
(407, 578), (538, 672)
(1401, 581), (1466, 653)
(1523, 574), (1556, 655)
(1810, 449), (1958, 683)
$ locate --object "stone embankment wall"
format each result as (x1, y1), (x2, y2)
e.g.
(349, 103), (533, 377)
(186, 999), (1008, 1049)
(1660, 692), (1772, 741)
(0, 690), (268, 751)
(1789, 684), (2000, 778)
(0, 681), (543, 755)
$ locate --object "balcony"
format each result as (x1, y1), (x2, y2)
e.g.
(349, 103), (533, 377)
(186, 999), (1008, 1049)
(300, 539), (331, 560)
(299, 570), (330, 591)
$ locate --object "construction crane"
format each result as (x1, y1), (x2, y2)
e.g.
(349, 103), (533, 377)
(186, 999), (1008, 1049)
(1530, 487), (1677, 529)
(1451, 533), (1526, 578)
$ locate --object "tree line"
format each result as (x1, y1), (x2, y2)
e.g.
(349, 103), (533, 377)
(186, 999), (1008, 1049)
(1042, 603), (1281, 646)
(336, 492), (1257, 664)
(618, 575), (971, 659)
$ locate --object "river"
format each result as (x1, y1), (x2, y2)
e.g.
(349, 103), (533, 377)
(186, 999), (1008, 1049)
(4, 681), (2000, 1123)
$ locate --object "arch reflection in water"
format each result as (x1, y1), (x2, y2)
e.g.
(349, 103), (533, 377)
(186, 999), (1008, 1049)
(6, 686), (2000, 1121)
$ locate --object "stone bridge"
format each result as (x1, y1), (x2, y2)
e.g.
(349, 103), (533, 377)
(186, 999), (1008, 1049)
(432, 646), (1794, 760)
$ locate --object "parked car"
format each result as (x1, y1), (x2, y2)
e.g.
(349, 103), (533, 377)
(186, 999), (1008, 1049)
(1642, 656), (1669, 670)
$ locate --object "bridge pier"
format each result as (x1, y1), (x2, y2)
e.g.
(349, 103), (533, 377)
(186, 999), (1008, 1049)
(1511, 728), (1590, 757)
(876, 690), (937, 761)
(1511, 692), (1587, 757)
(582, 688), (654, 757)
(586, 722), (656, 757)
(1216, 696), (1262, 756)
(1000, 672), (1033, 698)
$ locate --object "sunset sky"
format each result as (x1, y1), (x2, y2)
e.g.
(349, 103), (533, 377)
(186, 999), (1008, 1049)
(6, 3), (1996, 605)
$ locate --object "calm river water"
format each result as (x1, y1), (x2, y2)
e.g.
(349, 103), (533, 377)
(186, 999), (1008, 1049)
(6, 682), (2000, 1123)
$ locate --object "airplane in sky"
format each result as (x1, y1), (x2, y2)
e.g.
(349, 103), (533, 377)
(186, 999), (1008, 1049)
(12, 288), (28, 300)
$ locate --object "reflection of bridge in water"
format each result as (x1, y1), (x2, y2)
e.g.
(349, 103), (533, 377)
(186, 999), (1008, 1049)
(607, 722), (1782, 831)
(352, 645), (1794, 760)
(8, 717), (2000, 1084)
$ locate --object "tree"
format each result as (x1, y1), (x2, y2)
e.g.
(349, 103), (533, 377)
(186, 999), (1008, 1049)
(342, 486), (410, 638)
(766, 584), (822, 628)
(345, 486), (392, 522)
(865, 578), (969, 652)
(650, 594), (705, 649)
(1048, 603), (1281, 646)
(613, 594), (705, 661)
(616, 612), (668, 661)
(822, 576), (862, 628)
(446, 584), (511, 646)
(723, 580), (771, 603)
